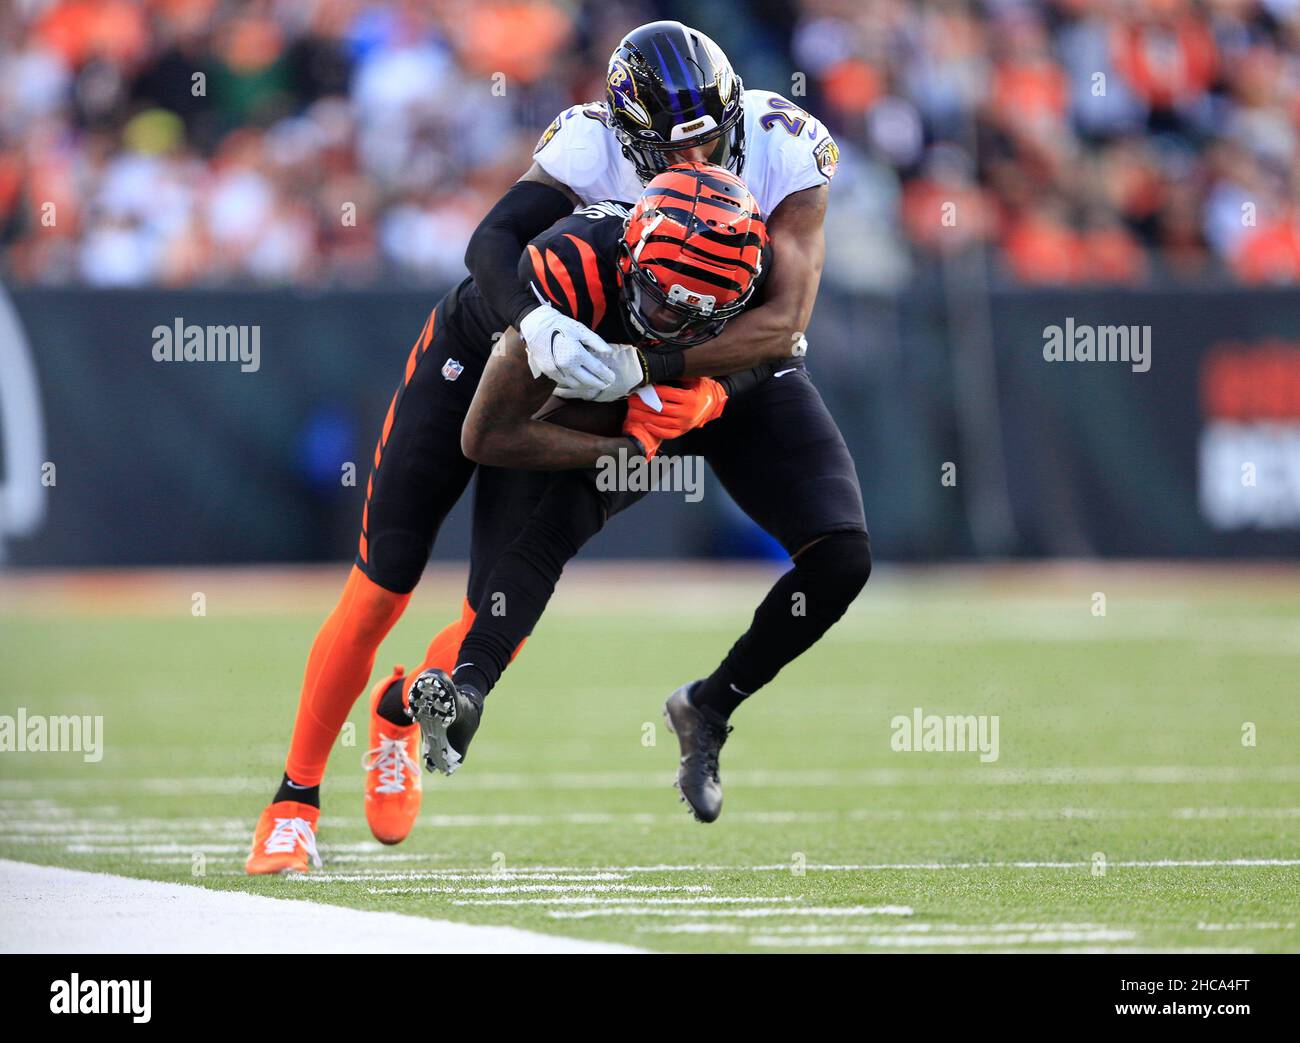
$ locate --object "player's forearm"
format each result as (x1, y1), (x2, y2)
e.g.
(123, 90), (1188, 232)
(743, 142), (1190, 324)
(463, 326), (632, 470)
(465, 180), (575, 329)
(677, 302), (811, 376)
(677, 245), (822, 376)
(464, 419), (631, 471)
(675, 184), (828, 377)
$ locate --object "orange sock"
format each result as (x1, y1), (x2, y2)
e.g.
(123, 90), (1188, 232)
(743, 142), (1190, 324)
(418, 598), (476, 675)
(285, 566), (409, 786)
(409, 598), (526, 695)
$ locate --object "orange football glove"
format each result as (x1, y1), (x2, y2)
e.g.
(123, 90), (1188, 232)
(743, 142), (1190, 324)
(622, 378), (728, 458)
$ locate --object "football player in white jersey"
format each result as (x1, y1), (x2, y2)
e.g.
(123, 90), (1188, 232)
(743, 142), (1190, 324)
(404, 21), (871, 824)
(469, 20), (841, 400)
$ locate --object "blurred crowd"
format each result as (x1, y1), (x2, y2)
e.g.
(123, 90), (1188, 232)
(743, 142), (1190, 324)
(2, 0), (1300, 289)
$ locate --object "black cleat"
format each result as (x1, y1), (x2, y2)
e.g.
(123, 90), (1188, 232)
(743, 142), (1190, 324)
(663, 681), (732, 823)
(406, 669), (483, 776)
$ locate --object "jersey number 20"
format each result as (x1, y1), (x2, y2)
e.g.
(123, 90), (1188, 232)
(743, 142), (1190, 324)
(759, 97), (809, 136)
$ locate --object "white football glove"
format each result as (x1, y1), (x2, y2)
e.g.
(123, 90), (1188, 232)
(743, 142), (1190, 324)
(518, 303), (616, 395)
(552, 343), (647, 402)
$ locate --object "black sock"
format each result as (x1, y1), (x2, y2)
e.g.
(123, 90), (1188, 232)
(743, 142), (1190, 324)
(452, 663), (489, 701)
(690, 675), (751, 720)
(273, 772), (320, 809)
(692, 531), (872, 720)
(376, 676), (410, 727)
(685, 682), (732, 725)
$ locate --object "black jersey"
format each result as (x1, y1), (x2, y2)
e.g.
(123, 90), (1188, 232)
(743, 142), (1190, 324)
(517, 201), (640, 345)
(442, 197), (769, 372)
(438, 276), (506, 356)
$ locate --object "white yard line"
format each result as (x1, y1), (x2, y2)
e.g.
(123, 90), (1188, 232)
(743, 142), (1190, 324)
(457, 896), (803, 907)
(739, 859), (1300, 870)
(668, 921), (1126, 934)
(641, 920), (1282, 952)
(4, 764), (1300, 796)
(5, 806), (1299, 852)
(0, 859), (643, 954)
(645, 921), (1118, 935)
(1055, 947), (1256, 955)
(142, 853), (453, 866)
(750, 929), (1138, 947)
(550, 904), (915, 920)
(369, 884), (709, 896)
(288, 871), (633, 883)
(243, 858), (1300, 879)
(1197, 922), (1297, 931)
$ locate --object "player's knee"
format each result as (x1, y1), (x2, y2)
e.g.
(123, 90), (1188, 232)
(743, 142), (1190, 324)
(516, 507), (600, 565)
(343, 567), (409, 641)
(512, 527), (575, 572)
(363, 531), (429, 598)
(838, 530), (873, 592)
(798, 530), (872, 605)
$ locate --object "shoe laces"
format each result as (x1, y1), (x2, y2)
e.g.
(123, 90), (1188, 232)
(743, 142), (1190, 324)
(264, 816), (322, 868)
(695, 719), (733, 783)
(363, 735), (419, 794)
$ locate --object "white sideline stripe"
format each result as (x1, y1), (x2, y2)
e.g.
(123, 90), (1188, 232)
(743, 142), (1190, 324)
(648, 921), (1123, 936)
(286, 871), (636, 883)
(456, 896), (802, 908)
(5, 764), (1299, 795)
(644, 923), (1252, 952)
(550, 905), (915, 920)
(144, 853), (470, 866)
(368, 884), (709, 896)
(257, 858), (1300, 879)
(0, 859), (643, 955)
(646, 923), (747, 934)
(750, 929), (1137, 947)
(740, 859), (1300, 870)
(317, 872), (630, 883)
(1057, 947), (1256, 955)
(1198, 922), (1296, 931)
(8, 806), (1299, 851)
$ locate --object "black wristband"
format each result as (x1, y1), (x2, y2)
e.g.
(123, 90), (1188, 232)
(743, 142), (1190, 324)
(511, 297), (542, 332)
(643, 349), (686, 385)
(719, 360), (784, 398)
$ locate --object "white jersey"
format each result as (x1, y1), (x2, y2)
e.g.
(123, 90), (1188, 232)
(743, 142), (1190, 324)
(532, 88), (838, 219)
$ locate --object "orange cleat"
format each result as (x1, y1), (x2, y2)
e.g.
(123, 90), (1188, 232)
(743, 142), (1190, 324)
(245, 801), (322, 875)
(363, 664), (422, 845)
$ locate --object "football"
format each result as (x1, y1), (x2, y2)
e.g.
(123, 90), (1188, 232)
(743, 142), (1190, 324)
(533, 395), (628, 437)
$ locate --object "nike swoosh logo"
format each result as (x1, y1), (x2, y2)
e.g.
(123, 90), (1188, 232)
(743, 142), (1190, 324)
(773, 367), (798, 378)
(551, 330), (562, 349)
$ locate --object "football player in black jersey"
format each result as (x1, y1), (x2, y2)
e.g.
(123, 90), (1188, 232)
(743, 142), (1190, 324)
(246, 164), (766, 873)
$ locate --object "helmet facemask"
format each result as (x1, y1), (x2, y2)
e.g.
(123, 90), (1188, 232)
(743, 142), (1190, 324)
(618, 206), (761, 350)
(605, 22), (747, 185)
(614, 94), (747, 185)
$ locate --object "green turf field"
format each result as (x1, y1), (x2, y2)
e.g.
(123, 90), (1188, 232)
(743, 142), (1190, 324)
(2, 565), (1298, 952)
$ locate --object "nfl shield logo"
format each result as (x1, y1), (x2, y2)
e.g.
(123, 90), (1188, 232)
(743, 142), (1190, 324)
(442, 358), (464, 381)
